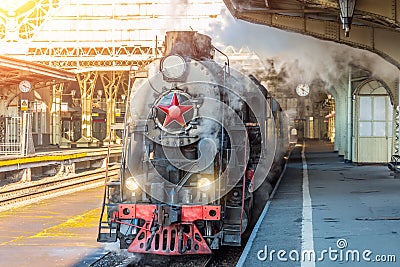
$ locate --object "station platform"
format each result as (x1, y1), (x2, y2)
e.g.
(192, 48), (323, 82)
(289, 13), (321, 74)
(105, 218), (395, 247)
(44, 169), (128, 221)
(237, 140), (400, 267)
(0, 145), (122, 166)
(0, 145), (122, 185)
(0, 186), (105, 267)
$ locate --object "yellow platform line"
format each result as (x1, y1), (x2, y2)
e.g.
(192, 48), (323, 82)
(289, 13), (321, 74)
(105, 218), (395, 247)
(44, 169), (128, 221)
(30, 208), (101, 238)
(0, 208), (102, 246)
(0, 152), (88, 167)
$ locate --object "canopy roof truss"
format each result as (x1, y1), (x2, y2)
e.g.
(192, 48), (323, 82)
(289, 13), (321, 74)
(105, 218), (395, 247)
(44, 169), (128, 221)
(0, 0), (223, 72)
(224, 0), (400, 69)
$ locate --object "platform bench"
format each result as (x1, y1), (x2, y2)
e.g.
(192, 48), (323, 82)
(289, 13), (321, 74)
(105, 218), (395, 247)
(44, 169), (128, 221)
(388, 155), (400, 178)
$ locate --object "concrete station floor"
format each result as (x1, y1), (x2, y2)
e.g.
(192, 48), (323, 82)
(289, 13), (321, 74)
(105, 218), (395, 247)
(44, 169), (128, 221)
(0, 187), (107, 267)
(238, 140), (400, 267)
(2, 140), (400, 267)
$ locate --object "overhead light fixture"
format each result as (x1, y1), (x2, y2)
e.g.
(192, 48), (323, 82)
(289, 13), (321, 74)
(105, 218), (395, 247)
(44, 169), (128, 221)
(339, 0), (357, 37)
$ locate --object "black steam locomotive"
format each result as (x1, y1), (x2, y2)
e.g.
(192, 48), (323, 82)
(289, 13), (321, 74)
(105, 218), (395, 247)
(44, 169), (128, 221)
(97, 31), (289, 256)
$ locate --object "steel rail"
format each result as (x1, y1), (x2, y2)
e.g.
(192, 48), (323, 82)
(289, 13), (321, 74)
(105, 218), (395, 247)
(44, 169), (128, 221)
(0, 166), (119, 209)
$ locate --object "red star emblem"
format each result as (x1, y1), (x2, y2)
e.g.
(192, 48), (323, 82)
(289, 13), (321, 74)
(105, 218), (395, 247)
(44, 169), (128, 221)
(156, 93), (193, 127)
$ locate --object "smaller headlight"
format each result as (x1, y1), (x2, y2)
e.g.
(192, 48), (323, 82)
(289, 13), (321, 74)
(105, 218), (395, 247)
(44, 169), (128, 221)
(161, 55), (186, 80)
(198, 177), (212, 192)
(125, 177), (139, 191)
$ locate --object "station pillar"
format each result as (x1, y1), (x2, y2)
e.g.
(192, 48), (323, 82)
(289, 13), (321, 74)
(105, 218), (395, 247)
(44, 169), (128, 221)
(53, 83), (73, 148)
(99, 71), (123, 145)
(396, 78), (400, 155)
(51, 83), (69, 147)
(345, 68), (353, 162)
(76, 71), (99, 148)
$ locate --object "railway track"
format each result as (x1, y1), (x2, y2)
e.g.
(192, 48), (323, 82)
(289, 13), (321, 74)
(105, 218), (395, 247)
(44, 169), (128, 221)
(89, 247), (241, 267)
(89, 253), (212, 267)
(0, 166), (119, 212)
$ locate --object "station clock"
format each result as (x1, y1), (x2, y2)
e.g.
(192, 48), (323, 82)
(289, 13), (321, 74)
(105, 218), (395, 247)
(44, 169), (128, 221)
(19, 80), (32, 93)
(296, 83), (310, 97)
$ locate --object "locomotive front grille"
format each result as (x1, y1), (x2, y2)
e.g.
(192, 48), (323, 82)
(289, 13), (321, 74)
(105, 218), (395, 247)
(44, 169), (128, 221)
(115, 204), (220, 255)
(128, 223), (212, 255)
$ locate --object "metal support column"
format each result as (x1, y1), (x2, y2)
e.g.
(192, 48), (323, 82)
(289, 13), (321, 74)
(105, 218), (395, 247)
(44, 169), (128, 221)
(396, 78), (400, 155)
(99, 71), (123, 144)
(337, 86), (347, 157)
(76, 71), (99, 147)
(335, 97), (343, 154)
(346, 68), (353, 162)
(50, 83), (63, 145)
(55, 83), (73, 148)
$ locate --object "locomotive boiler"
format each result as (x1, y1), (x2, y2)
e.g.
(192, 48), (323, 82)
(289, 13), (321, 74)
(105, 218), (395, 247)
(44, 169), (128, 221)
(97, 31), (288, 256)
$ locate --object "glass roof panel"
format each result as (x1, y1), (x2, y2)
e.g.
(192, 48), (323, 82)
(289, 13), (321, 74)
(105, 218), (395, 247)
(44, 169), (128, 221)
(0, 0), (32, 12)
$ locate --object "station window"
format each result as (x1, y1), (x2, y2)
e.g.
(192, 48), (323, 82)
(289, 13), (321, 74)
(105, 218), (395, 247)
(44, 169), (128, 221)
(357, 83), (392, 138)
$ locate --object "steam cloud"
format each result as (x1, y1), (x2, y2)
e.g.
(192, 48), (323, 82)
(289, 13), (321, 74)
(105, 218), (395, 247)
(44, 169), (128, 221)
(207, 6), (399, 91)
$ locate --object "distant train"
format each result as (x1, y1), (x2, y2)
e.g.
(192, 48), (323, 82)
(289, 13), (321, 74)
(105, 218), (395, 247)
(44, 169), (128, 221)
(97, 31), (289, 256)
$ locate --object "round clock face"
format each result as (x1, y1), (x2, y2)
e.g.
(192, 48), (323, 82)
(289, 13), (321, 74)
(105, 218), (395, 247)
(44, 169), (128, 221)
(296, 83), (310, 96)
(19, 80), (32, 93)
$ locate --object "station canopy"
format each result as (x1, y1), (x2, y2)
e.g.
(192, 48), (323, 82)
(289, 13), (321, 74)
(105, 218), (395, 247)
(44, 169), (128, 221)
(0, 55), (76, 88)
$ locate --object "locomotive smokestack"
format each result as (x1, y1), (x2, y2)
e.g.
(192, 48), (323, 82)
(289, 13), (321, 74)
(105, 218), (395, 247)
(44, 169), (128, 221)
(164, 31), (214, 60)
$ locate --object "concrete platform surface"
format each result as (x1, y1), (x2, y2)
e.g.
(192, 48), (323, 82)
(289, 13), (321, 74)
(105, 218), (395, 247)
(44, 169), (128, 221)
(0, 187), (106, 267)
(237, 140), (400, 267)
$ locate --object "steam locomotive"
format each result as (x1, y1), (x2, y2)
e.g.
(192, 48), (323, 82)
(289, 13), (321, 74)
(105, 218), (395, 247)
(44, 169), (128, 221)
(97, 31), (289, 256)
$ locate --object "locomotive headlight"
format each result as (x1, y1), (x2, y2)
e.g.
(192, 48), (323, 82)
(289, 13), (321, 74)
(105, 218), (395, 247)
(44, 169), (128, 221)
(160, 55), (186, 80)
(198, 178), (212, 192)
(125, 177), (139, 191)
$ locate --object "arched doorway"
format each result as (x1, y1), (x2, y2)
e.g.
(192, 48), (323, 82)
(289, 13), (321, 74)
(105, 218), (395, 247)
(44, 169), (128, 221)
(353, 79), (393, 163)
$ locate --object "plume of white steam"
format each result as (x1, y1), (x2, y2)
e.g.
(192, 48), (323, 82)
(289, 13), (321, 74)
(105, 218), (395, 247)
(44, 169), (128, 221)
(156, 0), (224, 36)
(103, 242), (122, 252)
(207, 6), (399, 89)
